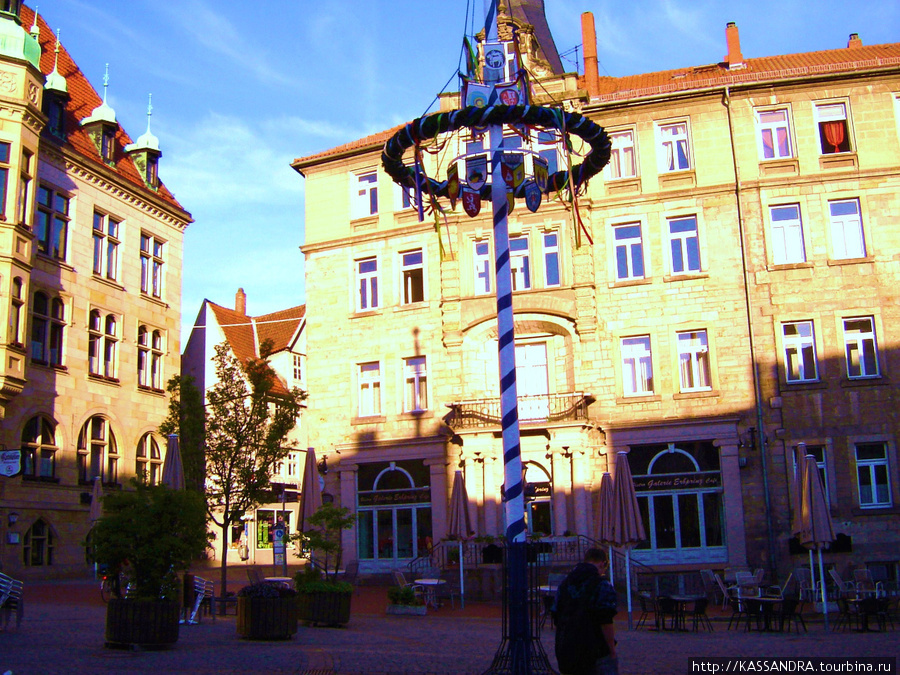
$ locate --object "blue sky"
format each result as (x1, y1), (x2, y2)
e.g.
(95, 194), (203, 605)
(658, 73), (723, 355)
(34, 1), (899, 342)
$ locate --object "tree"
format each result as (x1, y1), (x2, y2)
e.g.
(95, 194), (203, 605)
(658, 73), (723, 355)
(158, 374), (205, 492)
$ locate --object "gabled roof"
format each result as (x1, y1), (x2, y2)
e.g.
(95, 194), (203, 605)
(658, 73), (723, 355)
(22, 6), (190, 219)
(256, 305), (306, 353)
(291, 40), (900, 171)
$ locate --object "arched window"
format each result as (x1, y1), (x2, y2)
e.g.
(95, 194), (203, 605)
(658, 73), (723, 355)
(88, 309), (117, 379)
(23, 518), (55, 566)
(136, 433), (162, 484)
(77, 416), (118, 486)
(21, 416), (58, 479)
(137, 325), (164, 390)
(31, 291), (65, 366)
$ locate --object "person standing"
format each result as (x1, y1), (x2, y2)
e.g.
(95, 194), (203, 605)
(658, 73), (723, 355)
(553, 547), (618, 675)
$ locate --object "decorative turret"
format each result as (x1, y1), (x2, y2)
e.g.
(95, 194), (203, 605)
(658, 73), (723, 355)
(125, 94), (161, 189)
(0, 0), (41, 69)
(42, 29), (68, 139)
(81, 64), (118, 164)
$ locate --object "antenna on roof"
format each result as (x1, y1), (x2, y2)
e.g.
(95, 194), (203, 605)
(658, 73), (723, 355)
(102, 63), (110, 104)
(29, 6), (39, 39)
(145, 93), (153, 133)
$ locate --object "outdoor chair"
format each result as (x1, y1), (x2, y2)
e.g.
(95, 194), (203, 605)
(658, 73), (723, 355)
(392, 569), (425, 602)
(655, 596), (680, 631)
(829, 569), (855, 599)
(713, 571), (732, 609)
(778, 597), (807, 633)
(726, 596), (747, 631)
(0, 573), (24, 630)
(436, 576), (461, 610)
(340, 559), (361, 595)
(700, 569), (724, 606)
(689, 597), (714, 632)
(246, 568), (263, 585)
(735, 571), (760, 599)
(833, 597), (859, 631)
(635, 592), (657, 631)
(185, 576), (215, 624)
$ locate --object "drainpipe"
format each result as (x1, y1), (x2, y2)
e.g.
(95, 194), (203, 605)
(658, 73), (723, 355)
(723, 86), (778, 578)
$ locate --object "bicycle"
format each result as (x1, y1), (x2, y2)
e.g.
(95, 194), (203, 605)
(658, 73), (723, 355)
(99, 570), (129, 603)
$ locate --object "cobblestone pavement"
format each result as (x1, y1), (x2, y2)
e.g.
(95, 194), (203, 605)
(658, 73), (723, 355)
(1, 584), (898, 675)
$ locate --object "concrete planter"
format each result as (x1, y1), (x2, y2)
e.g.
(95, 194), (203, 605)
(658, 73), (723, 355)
(105, 598), (180, 649)
(236, 597), (298, 640)
(296, 590), (352, 626)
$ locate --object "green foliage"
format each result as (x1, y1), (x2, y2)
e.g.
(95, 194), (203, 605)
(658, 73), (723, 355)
(293, 564), (352, 594)
(88, 480), (209, 600)
(237, 582), (297, 599)
(388, 585), (423, 606)
(298, 503), (355, 582)
(158, 374), (205, 492)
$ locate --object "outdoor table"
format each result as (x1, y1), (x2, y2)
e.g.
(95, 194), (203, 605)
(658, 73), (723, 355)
(849, 597), (880, 632)
(264, 576), (293, 588)
(665, 595), (705, 631)
(744, 596), (782, 632)
(415, 578), (446, 609)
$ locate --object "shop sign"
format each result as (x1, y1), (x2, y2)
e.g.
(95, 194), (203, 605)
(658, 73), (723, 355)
(358, 488), (430, 507)
(633, 472), (721, 492)
(524, 481), (551, 499)
(1, 449), (21, 477)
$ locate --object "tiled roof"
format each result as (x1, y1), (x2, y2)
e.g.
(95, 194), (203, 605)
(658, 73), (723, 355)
(23, 6), (190, 218)
(207, 301), (306, 396)
(292, 40), (900, 169)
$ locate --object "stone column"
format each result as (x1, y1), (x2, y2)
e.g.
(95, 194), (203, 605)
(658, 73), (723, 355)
(550, 449), (569, 535)
(426, 458), (449, 542)
(338, 463), (358, 562)
(718, 441), (749, 567)
(572, 448), (590, 536)
(483, 454), (499, 536)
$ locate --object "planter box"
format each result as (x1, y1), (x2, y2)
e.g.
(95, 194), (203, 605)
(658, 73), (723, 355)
(297, 590), (352, 626)
(236, 597), (298, 640)
(105, 598), (180, 649)
(386, 604), (427, 616)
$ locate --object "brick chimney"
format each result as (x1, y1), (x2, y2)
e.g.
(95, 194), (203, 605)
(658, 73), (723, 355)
(581, 12), (599, 98)
(235, 288), (247, 315)
(847, 33), (863, 48)
(724, 22), (744, 69)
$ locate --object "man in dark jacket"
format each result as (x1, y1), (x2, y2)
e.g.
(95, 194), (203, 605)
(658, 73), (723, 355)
(553, 547), (618, 675)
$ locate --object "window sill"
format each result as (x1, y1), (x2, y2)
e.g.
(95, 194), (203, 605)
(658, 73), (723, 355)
(92, 275), (125, 292)
(616, 394), (661, 404)
(399, 410), (433, 421)
(8, 342), (26, 353)
(658, 170), (695, 190)
(767, 261), (813, 272)
(782, 379), (828, 391)
(840, 376), (888, 389)
(35, 253), (74, 270)
(351, 415), (386, 426)
(819, 152), (858, 171)
(663, 271), (708, 283)
(21, 475), (60, 484)
(137, 384), (166, 395)
(352, 308), (382, 318)
(673, 389), (719, 400)
(30, 361), (68, 372)
(88, 373), (120, 386)
(758, 158), (799, 177)
(826, 256), (874, 267)
(394, 301), (428, 313)
(851, 505), (897, 516)
(610, 277), (652, 289)
(140, 292), (169, 309)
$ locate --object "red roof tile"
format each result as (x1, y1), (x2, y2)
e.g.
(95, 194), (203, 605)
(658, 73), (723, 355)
(23, 6), (190, 219)
(255, 305), (306, 354)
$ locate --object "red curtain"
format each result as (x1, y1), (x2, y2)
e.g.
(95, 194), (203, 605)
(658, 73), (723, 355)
(823, 121), (845, 153)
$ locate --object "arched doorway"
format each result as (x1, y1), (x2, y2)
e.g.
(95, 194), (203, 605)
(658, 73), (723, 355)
(523, 461), (552, 535)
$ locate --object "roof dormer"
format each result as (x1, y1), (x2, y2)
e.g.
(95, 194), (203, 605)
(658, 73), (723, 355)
(81, 64), (118, 165)
(42, 30), (69, 140)
(125, 94), (161, 190)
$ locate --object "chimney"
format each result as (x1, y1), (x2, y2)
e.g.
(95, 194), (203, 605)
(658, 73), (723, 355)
(724, 22), (744, 69)
(235, 288), (247, 315)
(847, 33), (863, 48)
(581, 12), (599, 98)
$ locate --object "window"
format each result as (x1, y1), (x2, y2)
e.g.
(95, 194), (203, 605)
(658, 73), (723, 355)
(358, 362), (381, 416)
(843, 317), (879, 379)
(757, 109), (793, 159)
(101, 127), (116, 163)
(140, 234), (164, 298)
(855, 443), (892, 508)
(356, 257), (379, 311)
(614, 223), (645, 280)
(543, 232), (560, 287)
(23, 519), (54, 566)
(622, 336), (653, 396)
(828, 199), (865, 260)
(352, 171), (378, 219)
(607, 130), (636, 179)
(88, 310), (117, 379)
(30, 292), (65, 366)
(136, 433), (162, 484)
(145, 154), (158, 188)
(769, 204), (806, 264)
(668, 216), (700, 274)
(400, 249), (424, 304)
(35, 185), (69, 260)
(474, 240), (492, 295)
(509, 236), (531, 290)
(92, 212), (120, 281)
(0, 141), (9, 217)
(794, 445), (830, 507)
(21, 416), (57, 479)
(403, 356), (428, 412)
(46, 96), (65, 137)
(816, 102), (851, 154)
(137, 325), (163, 390)
(677, 330), (711, 391)
(77, 416), (118, 485)
(18, 149), (32, 224)
(292, 353), (303, 385)
(659, 122), (690, 172)
(9, 276), (23, 346)
(782, 321), (818, 383)
(535, 130), (560, 175)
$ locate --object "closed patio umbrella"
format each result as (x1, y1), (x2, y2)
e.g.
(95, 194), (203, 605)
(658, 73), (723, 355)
(299, 447), (322, 533)
(790, 443), (816, 601)
(161, 434), (185, 490)
(595, 471), (615, 585)
(447, 470), (472, 608)
(799, 452), (835, 630)
(611, 452), (646, 630)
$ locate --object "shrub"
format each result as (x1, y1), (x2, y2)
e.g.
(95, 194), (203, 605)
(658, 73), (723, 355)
(388, 586), (423, 606)
(237, 582), (297, 599)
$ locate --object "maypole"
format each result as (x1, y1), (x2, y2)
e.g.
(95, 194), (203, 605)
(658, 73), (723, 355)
(382, 2), (610, 672)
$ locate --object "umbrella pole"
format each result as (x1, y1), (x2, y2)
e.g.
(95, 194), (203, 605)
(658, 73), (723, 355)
(608, 545), (614, 586)
(817, 548), (829, 630)
(625, 548), (633, 631)
(459, 541), (465, 609)
(809, 550), (815, 602)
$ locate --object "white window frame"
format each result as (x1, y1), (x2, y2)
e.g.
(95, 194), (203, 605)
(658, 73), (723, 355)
(140, 233), (164, 299)
(828, 198), (865, 260)
(613, 222), (645, 281)
(657, 121), (691, 172)
(756, 108), (793, 160)
(770, 204), (806, 265)
(667, 216), (701, 274)
(92, 211), (120, 281)
(292, 354), (303, 385)
(88, 310), (117, 379)
(356, 256), (379, 311)
(622, 336), (653, 396)
(782, 320), (818, 383)
(606, 129), (637, 179)
(542, 232), (560, 287)
(855, 443), (892, 508)
(509, 236), (531, 291)
(474, 239), (492, 295)
(403, 355), (428, 412)
(842, 316), (879, 379)
(677, 330), (711, 392)
(793, 445), (831, 508)
(400, 248), (424, 305)
(137, 325), (163, 390)
(815, 102), (852, 155)
(351, 170), (378, 219)
(358, 361), (382, 417)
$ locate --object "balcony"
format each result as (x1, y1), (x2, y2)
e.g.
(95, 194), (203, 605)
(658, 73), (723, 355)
(444, 392), (593, 430)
